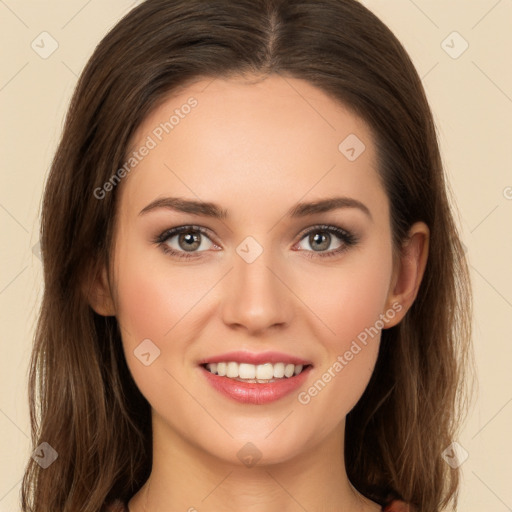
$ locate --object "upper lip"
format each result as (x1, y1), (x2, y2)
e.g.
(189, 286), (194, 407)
(199, 350), (312, 366)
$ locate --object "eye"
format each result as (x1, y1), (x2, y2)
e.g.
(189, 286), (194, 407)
(154, 225), (219, 259)
(154, 224), (358, 261)
(295, 224), (358, 258)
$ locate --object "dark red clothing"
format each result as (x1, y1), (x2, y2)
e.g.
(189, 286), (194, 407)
(103, 498), (413, 511)
(382, 500), (413, 511)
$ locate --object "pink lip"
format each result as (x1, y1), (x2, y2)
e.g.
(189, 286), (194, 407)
(198, 350), (312, 366)
(200, 365), (312, 405)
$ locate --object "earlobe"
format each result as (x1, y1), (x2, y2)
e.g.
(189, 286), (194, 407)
(384, 222), (430, 328)
(83, 263), (116, 316)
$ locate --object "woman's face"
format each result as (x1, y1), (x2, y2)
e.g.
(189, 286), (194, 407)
(102, 75), (407, 466)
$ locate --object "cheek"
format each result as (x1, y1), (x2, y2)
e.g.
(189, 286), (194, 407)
(303, 246), (393, 350)
(113, 240), (214, 342)
(295, 244), (393, 416)
(111, 242), (214, 392)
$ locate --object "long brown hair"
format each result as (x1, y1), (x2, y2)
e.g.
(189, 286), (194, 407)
(21, 1), (474, 510)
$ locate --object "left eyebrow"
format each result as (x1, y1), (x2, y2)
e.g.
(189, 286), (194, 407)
(287, 197), (372, 221)
(138, 196), (372, 221)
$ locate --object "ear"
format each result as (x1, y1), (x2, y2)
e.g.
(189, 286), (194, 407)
(383, 221), (429, 328)
(83, 263), (116, 316)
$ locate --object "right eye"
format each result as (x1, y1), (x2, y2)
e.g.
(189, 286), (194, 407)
(154, 225), (220, 259)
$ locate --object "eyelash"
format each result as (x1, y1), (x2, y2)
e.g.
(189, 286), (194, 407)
(153, 224), (358, 260)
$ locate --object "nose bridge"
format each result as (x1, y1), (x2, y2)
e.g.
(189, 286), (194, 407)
(221, 238), (293, 333)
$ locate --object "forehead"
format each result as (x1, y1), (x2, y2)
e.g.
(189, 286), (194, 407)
(119, 75), (386, 221)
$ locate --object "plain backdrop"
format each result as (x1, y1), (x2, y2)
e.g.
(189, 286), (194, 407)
(1, 1), (511, 510)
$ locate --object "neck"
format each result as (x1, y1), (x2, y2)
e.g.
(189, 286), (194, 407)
(129, 411), (378, 512)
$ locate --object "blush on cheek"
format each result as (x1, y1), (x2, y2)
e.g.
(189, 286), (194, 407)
(301, 266), (388, 415)
(306, 325), (382, 422)
(334, 304), (386, 357)
(310, 268), (390, 348)
(114, 253), (205, 343)
(113, 256), (222, 401)
(115, 275), (171, 347)
(328, 278), (390, 411)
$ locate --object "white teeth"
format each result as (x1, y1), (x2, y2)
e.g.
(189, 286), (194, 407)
(204, 361), (307, 380)
(284, 364), (295, 378)
(273, 362), (285, 378)
(216, 362), (226, 376)
(256, 363), (274, 380)
(239, 363), (256, 379)
(226, 361), (238, 378)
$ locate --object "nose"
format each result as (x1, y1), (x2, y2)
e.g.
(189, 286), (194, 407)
(221, 246), (294, 335)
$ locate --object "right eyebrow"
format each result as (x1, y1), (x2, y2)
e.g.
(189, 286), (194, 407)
(139, 197), (228, 219)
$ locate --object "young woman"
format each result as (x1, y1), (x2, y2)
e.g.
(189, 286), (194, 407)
(21, 1), (473, 511)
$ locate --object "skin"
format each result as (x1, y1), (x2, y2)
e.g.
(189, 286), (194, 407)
(88, 74), (429, 511)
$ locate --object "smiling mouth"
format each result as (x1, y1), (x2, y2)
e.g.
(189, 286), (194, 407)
(201, 361), (312, 383)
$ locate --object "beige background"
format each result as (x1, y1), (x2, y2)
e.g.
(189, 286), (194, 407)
(1, 1), (511, 510)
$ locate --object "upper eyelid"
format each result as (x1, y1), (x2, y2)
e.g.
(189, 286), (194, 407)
(296, 224), (351, 238)
(156, 225), (219, 247)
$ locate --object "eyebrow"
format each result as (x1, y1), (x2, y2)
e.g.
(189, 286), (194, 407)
(139, 196), (372, 220)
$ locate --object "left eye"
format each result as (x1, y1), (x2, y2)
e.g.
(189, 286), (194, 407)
(295, 225), (355, 254)
(298, 231), (341, 252)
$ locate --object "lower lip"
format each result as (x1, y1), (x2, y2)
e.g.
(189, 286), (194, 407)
(200, 366), (312, 405)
